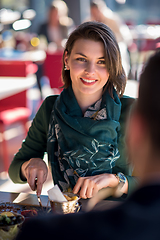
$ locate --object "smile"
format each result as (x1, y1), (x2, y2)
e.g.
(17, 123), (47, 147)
(81, 78), (97, 83)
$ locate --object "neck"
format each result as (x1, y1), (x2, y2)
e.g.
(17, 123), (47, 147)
(72, 89), (103, 114)
(78, 95), (100, 114)
(72, 84), (103, 114)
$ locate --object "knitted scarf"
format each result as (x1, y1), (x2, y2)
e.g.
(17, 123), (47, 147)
(47, 85), (121, 191)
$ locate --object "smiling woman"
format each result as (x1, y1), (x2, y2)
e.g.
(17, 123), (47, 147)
(64, 38), (110, 112)
(62, 22), (126, 96)
(9, 21), (137, 200)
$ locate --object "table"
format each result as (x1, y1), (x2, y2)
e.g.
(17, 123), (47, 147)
(0, 191), (121, 212)
(22, 50), (46, 63)
(0, 49), (46, 63)
(0, 75), (37, 100)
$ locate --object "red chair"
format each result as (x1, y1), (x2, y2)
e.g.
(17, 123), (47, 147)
(0, 90), (31, 173)
(0, 60), (37, 172)
(43, 51), (63, 94)
(0, 60), (37, 77)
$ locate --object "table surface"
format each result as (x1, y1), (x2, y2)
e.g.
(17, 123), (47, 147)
(0, 74), (37, 100)
(0, 191), (121, 212)
(0, 50), (46, 63)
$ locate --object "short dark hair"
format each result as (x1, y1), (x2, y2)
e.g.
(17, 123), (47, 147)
(137, 52), (160, 149)
(62, 21), (126, 97)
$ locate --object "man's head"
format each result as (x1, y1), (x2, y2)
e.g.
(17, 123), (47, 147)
(126, 52), (160, 178)
(137, 52), (160, 150)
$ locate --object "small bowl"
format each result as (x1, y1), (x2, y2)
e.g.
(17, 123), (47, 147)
(0, 212), (25, 240)
(49, 192), (80, 214)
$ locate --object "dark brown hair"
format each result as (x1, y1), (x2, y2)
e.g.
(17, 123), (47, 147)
(62, 21), (126, 97)
(136, 52), (160, 150)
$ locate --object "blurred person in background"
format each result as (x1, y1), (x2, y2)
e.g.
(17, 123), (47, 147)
(36, 0), (75, 99)
(90, 0), (133, 78)
(38, 0), (75, 51)
(16, 51), (160, 240)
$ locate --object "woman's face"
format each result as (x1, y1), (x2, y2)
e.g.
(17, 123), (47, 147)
(64, 38), (109, 99)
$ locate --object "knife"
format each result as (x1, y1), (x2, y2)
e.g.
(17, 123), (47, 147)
(35, 178), (43, 210)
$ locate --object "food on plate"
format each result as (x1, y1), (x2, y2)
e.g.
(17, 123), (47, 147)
(0, 212), (24, 226)
(0, 203), (20, 213)
(0, 211), (25, 240)
(21, 209), (38, 217)
(1, 212), (15, 217)
(0, 203), (43, 218)
(0, 204), (41, 239)
(63, 194), (78, 201)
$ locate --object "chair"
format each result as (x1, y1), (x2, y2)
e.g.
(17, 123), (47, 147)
(0, 60), (37, 172)
(43, 51), (63, 94)
(0, 90), (31, 172)
(0, 60), (37, 77)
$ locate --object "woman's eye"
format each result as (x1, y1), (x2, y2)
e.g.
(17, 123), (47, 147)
(97, 60), (105, 65)
(76, 58), (86, 62)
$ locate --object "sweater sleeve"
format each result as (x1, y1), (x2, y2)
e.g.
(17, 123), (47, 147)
(8, 95), (58, 184)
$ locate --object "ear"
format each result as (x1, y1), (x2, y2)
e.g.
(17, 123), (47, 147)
(64, 51), (70, 70)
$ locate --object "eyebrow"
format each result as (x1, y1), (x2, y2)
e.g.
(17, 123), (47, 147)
(75, 52), (105, 59)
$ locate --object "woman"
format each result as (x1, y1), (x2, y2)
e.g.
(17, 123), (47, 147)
(9, 21), (136, 199)
(38, 0), (74, 49)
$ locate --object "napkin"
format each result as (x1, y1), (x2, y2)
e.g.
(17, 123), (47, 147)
(47, 185), (67, 202)
(13, 193), (29, 203)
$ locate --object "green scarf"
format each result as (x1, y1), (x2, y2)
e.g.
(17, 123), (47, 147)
(47, 85), (121, 191)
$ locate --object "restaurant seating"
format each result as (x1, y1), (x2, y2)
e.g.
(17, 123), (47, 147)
(0, 60), (37, 77)
(0, 59), (38, 172)
(43, 51), (63, 94)
(0, 90), (31, 173)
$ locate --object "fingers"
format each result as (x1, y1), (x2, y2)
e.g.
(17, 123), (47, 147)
(73, 177), (99, 199)
(73, 177), (83, 194)
(36, 170), (48, 196)
(73, 174), (117, 199)
(79, 178), (94, 199)
(27, 168), (38, 191)
(22, 158), (48, 196)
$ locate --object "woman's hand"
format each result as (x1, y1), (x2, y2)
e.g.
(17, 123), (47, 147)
(21, 158), (48, 196)
(73, 173), (120, 199)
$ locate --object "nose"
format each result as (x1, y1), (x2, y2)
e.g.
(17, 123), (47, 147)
(85, 62), (96, 75)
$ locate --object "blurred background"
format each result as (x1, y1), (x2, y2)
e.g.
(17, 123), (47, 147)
(0, 0), (160, 193)
(1, 0), (160, 30)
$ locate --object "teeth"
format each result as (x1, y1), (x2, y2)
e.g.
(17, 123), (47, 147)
(81, 78), (96, 83)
